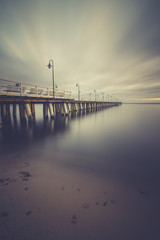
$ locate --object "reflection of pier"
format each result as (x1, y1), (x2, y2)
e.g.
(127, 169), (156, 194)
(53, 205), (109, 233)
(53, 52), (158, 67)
(0, 111), (99, 152)
(0, 116), (69, 152)
(0, 79), (121, 126)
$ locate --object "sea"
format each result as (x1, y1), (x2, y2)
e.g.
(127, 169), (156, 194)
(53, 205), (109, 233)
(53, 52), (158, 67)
(0, 103), (160, 240)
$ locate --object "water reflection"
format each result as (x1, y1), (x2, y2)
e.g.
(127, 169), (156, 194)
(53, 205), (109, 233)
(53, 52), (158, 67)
(0, 108), (103, 153)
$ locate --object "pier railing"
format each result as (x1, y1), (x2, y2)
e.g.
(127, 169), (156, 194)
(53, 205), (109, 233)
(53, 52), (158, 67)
(0, 79), (72, 99)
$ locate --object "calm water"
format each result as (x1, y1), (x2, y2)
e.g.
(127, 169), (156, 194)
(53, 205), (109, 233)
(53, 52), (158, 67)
(0, 104), (160, 240)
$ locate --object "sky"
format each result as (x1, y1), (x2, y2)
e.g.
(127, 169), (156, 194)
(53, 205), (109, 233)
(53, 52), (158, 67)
(0, 0), (160, 102)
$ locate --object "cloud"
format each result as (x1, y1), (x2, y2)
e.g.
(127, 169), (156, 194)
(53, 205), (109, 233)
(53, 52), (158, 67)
(0, 0), (160, 102)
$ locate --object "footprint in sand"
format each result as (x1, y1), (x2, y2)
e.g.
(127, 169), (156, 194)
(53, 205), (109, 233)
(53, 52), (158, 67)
(83, 204), (89, 209)
(26, 211), (32, 216)
(19, 171), (31, 181)
(71, 214), (77, 224)
(103, 201), (108, 206)
(0, 178), (17, 186)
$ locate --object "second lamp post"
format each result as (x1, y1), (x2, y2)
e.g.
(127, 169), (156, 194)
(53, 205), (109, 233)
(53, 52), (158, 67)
(76, 82), (80, 100)
(47, 60), (54, 97)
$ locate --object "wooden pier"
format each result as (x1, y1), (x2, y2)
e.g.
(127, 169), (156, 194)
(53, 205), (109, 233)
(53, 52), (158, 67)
(0, 79), (121, 126)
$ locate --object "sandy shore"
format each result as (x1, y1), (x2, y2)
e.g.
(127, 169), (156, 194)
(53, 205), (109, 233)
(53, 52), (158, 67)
(0, 147), (159, 240)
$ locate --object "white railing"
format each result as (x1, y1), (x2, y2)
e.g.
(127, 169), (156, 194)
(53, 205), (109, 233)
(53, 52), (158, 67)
(0, 79), (72, 99)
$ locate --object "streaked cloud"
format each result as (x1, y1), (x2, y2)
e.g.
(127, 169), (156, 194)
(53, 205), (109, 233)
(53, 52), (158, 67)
(0, 0), (160, 102)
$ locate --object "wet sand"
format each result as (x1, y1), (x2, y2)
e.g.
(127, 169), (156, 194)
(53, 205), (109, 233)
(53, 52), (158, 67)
(0, 147), (159, 240)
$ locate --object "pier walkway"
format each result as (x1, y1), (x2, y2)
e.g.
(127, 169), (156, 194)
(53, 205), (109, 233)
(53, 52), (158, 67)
(0, 79), (121, 125)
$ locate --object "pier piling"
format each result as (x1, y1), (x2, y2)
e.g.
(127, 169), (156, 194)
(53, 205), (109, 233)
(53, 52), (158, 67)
(0, 97), (121, 126)
(43, 103), (49, 119)
(48, 103), (54, 119)
(25, 103), (34, 123)
(19, 104), (27, 124)
(31, 104), (35, 120)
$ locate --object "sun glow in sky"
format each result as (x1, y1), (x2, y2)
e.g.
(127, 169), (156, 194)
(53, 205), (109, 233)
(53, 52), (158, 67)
(0, 0), (160, 102)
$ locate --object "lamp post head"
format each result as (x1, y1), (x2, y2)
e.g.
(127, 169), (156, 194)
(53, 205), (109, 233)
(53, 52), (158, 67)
(47, 63), (52, 69)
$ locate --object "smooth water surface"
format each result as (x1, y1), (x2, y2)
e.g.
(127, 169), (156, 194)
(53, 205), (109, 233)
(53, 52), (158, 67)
(0, 104), (160, 240)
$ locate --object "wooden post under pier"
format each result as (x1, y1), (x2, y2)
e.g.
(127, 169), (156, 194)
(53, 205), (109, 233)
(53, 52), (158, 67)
(13, 104), (17, 119)
(25, 103), (34, 123)
(53, 103), (57, 118)
(31, 103), (35, 121)
(0, 94), (122, 126)
(1, 104), (7, 124)
(43, 103), (49, 119)
(48, 103), (54, 119)
(68, 103), (72, 112)
(6, 104), (11, 122)
(64, 103), (69, 115)
(60, 103), (65, 115)
(55, 103), (61, 114)
(19, 104), (27, 124)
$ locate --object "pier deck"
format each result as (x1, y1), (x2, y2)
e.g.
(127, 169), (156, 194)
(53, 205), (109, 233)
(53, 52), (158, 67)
(0, 78), (121, 126)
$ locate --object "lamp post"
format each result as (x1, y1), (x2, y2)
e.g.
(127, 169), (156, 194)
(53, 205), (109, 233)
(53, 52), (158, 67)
(47, 60), (54, 97)
(94, 89), (96, 101)
(76, 82), (80, 100)
(102, 92), (104, 102)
